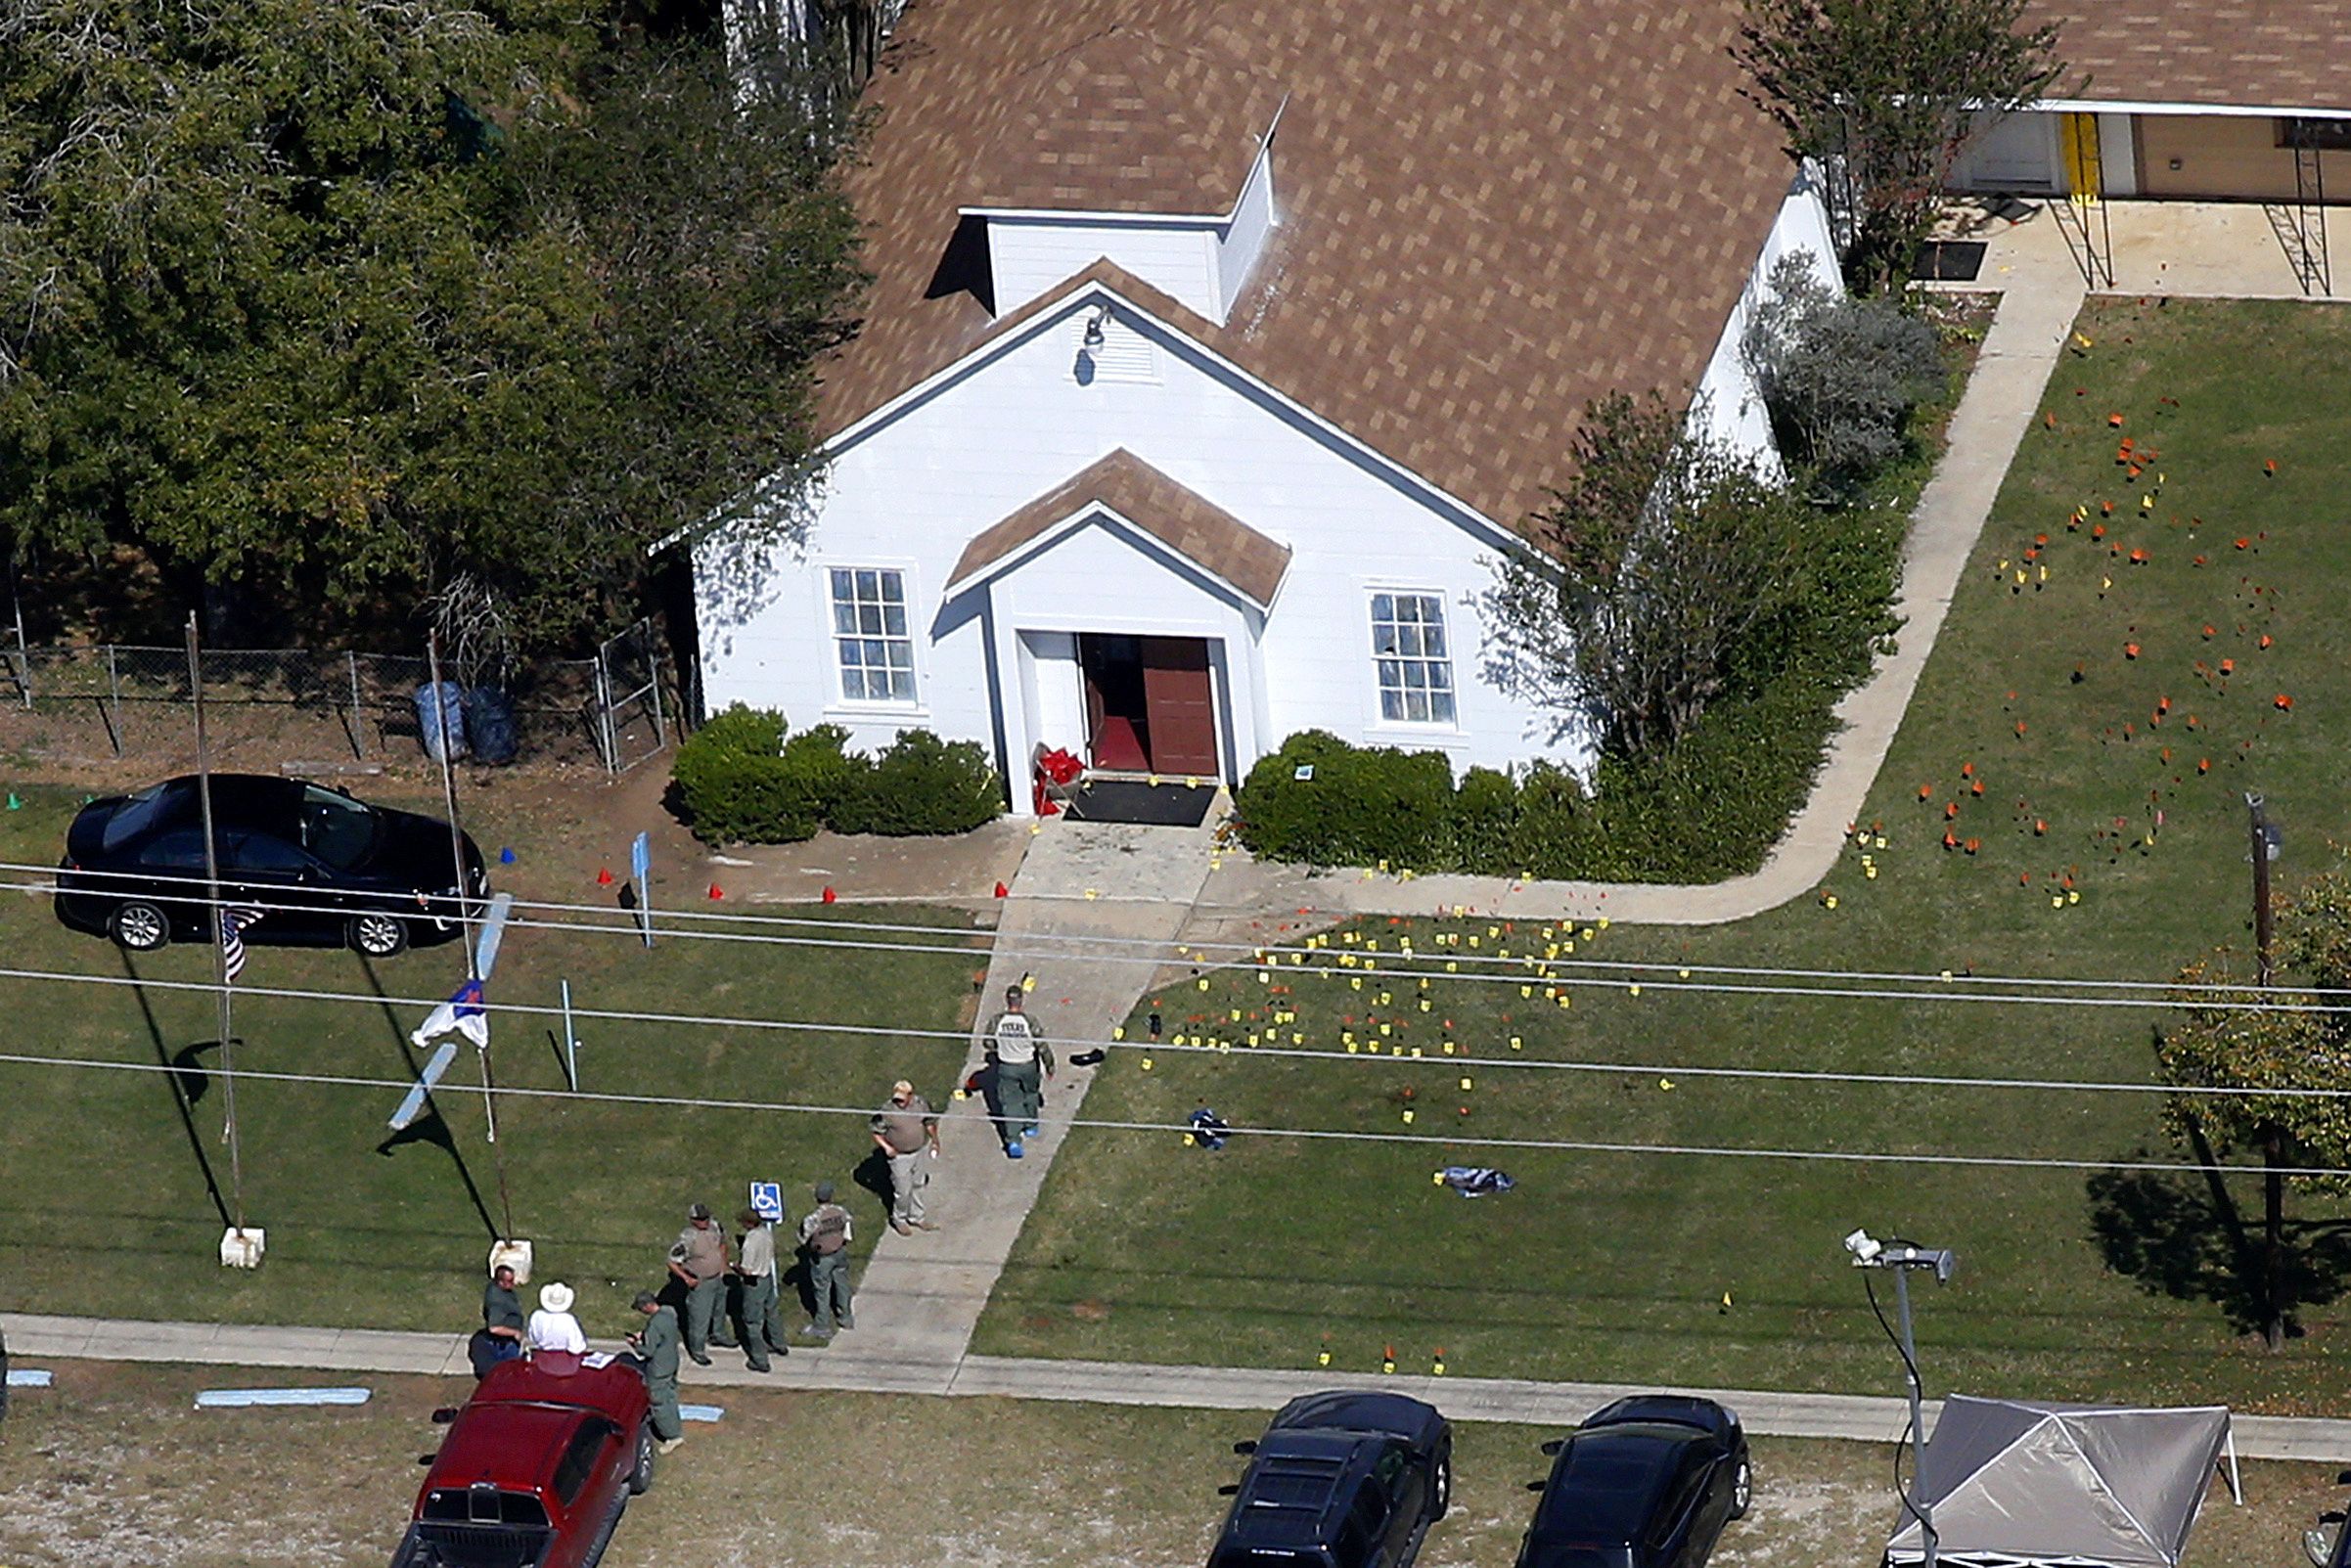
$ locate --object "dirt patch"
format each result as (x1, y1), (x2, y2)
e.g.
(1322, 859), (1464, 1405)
(0, 1364), (2335, 1568)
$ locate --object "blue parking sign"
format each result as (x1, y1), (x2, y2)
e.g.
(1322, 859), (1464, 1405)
(748, 1182), (783, 1222)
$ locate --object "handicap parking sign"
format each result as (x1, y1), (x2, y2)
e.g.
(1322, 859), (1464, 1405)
(748, 1182), (783, 1222)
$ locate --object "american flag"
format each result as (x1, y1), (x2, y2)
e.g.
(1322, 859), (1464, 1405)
(220, 907), (263, 982)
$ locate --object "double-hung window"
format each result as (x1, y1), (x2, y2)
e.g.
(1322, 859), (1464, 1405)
(831, 567), (916, 703)
(1370, 591), (1455, 724)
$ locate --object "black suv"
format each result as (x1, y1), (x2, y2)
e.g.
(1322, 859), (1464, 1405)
(1514, 1395), (1749, 1568)
(1206, 1391), (1452, 1568)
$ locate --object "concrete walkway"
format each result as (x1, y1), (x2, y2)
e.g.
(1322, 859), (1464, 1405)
(1190, 262), (2088, 930)
(809, 816), (1215, 1389)
(13, 1310), (2351, 1460)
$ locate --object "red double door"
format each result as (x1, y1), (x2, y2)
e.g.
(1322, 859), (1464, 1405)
(1079, 635), (1218, 778)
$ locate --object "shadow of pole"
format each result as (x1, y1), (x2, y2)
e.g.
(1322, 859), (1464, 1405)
(353, 954), (498, 1241)
(117, 948), (231, 1229)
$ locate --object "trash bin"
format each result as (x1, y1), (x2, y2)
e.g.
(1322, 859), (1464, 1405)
(465, 686), (519, 765)
(413, 682), (469, 763)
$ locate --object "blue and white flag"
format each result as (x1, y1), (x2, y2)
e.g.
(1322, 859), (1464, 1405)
(410, 977), (489, 1051)
(220, 907), (264, 982)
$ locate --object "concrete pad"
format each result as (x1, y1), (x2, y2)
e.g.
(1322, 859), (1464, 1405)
(1943, 197), (2332, 301)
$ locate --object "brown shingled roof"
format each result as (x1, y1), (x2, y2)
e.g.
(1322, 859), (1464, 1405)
(967, 25), (1287, 213)
(2031, 2), (2351, 113)
(947, 447), (1292, 607)
(824, 0), (1796, 531)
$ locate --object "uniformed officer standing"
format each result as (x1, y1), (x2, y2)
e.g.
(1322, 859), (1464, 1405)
(667, 1202), (732, 1365)
(983, 984), (1055, 1158)
(732, 1206), (789, 1372)
(798, 1181), (856, 1339)
(628, 1291), (685, 1453)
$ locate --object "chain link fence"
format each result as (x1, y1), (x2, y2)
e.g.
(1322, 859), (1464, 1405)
(0, 622), (675, 776)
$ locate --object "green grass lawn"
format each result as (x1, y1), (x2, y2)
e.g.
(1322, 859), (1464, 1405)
(0, 783), (977, 1337)
(980, 297), (2351, 1413)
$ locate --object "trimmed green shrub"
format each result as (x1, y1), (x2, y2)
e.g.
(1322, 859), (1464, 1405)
(673, 706), (1003, 844)
(1505, 762), (1596, 877)
(1453, 767), (1519, 873)
(1235, 731), (1456, 870)
(672, 705), (817, 844)
(829, 728), (1004, 836)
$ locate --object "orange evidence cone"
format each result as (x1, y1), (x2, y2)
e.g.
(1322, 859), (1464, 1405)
(993, 880), (1010, 898)
(821, 885), (837, 904)
(597, 867), (614, 886)
(707, 882), (725, 900)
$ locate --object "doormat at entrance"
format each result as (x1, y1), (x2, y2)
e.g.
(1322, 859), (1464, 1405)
(1062, 778), (1218, 828)
(1911, 239), (1987, 282)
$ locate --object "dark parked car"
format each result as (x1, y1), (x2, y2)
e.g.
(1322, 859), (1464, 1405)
(56, 774), (485, 959)
(1206, 1390), (1452, 1568)
(1514, 1396), (1749, 1568)
(392, 1357), (654, 1568)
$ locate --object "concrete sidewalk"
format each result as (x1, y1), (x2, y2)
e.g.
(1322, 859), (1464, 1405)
(12, 1310), (2351, 1461)
(811, 817), (1214, 1386)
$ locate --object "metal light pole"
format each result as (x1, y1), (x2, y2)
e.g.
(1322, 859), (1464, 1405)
(2247, 790), (2287, 1351)
(1848, 1231), (1956, 1568)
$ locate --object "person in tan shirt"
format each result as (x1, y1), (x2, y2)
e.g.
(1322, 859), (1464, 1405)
(667, 1201), (732, 1366)
(870, 1078), (940, 1234)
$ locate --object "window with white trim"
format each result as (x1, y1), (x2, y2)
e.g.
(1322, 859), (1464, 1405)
(830, 567), (917, 703)
(1370, 591), (1455, 724)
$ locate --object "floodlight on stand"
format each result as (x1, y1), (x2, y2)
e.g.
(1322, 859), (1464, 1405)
(1845, 1229), (1957, 1568)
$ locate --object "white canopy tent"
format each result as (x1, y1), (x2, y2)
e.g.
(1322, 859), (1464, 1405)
(1885, 1396), (2240, 1568)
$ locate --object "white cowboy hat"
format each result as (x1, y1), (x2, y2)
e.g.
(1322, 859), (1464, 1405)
(538, 1281), (575, 1314)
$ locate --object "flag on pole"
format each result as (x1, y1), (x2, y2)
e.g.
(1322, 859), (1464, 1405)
(220, 907), (264, 982)
(410, 977), (489, 1051)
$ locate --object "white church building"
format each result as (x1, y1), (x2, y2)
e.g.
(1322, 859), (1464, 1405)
(692, 0), (1838, 808)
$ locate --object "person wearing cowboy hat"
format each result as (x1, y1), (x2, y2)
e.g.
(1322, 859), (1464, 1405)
(527, 1281), (587, 1360)
(667, 1201), (734, 1365)
(870, 1078), (940, 1234)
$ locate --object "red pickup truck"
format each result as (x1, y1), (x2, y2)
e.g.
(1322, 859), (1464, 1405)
(390, 1357), (656, 1568)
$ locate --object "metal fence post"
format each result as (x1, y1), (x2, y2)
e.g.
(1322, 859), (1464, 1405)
(105, 645), (123, 756)
(346, 650), (366, 759)
(645, 629), (668, 747)
(592, 657), (618, 777)
(9, 598), (28, 711)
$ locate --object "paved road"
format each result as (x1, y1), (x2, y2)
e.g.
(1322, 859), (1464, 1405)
(12, 1310), (2351, 1461)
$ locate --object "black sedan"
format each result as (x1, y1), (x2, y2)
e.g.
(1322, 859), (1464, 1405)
(56, 775), (486, 959)
(1207, 1390), (1451, 1568)
(1514, 1396), (1749, 1568)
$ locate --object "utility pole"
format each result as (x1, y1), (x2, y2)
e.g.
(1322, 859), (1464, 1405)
(2248, 791), (2285, 1352)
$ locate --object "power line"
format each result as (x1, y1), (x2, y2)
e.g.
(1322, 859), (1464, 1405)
(7, 1047), (2346, 1180)
(10, 866), (2335, 1014)
(4, 960), (2348, 1104)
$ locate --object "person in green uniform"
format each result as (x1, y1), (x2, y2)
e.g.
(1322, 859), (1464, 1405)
(983, 985), (1053, 1157)
(667, 1202), (731, 1366)
(732, 1206), (788, 1372)
(797, 1181), (856, 1339)
(628, 1290), (685, 1453)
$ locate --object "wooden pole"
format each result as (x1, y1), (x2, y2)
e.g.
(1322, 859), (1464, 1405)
(187, 614), (246, 1233)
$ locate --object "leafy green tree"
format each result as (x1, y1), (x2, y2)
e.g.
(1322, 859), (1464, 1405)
(2161, 871), (2351, 1350)
(1733, 0), (2063, 291)
(0, 1), (863, 650)
(1488, 392), (1828, 762)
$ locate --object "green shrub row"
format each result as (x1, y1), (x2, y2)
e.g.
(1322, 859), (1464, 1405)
(1234, 692), (1838, 884)
(672, 705), (1004, 844)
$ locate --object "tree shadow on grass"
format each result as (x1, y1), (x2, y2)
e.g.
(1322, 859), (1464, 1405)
(2087, 1146), (2351, 1338)
(117, 950), (230, 1229)
(354, 956), (499, 1241)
